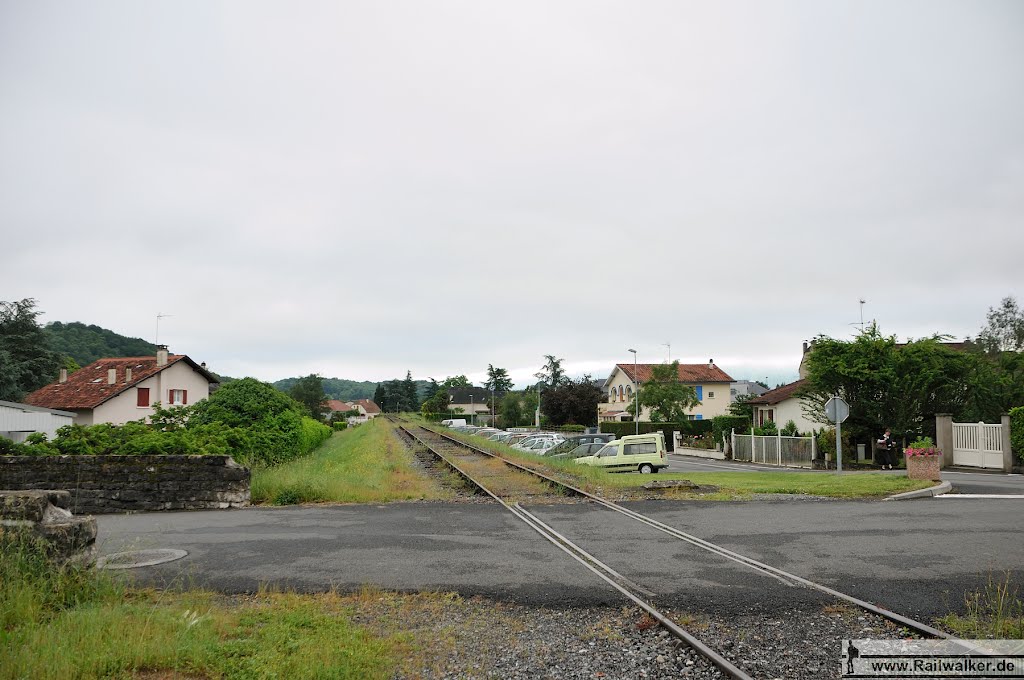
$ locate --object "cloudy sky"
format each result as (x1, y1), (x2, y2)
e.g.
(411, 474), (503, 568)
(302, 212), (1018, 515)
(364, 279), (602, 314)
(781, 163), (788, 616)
(3, 1), (1022, 388)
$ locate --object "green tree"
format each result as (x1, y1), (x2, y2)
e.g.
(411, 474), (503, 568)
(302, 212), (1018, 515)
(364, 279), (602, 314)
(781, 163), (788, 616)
(499, 390), (538, 427)
(629, 361), (699, 423)
(534, 355), (567, 388)
(483, 364), (514, 393)
(728, 393), (755, 420)
(289, 374), (328, 419)
(43, 321), (156, 366)
(0, 298), (63, 401)
(974, 296), (1024, 353)
(541, 376), (602, 426)
(401, 370), (418, 411)
(801, 324), (972, 443)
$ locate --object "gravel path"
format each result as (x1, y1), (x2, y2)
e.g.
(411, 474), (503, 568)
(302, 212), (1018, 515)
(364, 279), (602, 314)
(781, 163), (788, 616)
(343, 592), (923, 679)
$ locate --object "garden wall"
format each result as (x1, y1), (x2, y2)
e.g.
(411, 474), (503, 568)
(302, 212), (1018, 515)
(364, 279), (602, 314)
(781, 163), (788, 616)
(0, 455), (250, 514)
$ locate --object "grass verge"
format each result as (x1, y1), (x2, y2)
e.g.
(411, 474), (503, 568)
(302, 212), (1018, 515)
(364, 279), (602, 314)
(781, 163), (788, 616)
(938, 572), (1024, 639)
(1, 536), (416, 679)
(251, 418), (455, 505)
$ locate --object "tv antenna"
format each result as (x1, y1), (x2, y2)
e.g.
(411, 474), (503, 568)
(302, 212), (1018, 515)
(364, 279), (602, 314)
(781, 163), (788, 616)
(155, 312), (173, 345)
(849, 299), (866, 331)
(662, 341), (671, 362)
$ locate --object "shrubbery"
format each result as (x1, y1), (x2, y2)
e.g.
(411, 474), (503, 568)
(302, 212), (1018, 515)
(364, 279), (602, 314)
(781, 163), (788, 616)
(1010, 406), (1024, 464)
(711, 415), (750, 449)
(0, 378), (333, 467)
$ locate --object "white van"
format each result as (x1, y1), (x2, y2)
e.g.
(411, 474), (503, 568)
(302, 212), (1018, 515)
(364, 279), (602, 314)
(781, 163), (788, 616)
(440, 419), (468, 427)
(574, 432), (667, 473)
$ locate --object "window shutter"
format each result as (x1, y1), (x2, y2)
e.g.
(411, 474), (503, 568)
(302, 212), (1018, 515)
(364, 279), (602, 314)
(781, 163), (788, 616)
(183, 389), (188, 405)
(137, 388), (149, 407)
(695, 386), (703, 401)
(169, 390), (174, 404)
(696, 414), (703, 421)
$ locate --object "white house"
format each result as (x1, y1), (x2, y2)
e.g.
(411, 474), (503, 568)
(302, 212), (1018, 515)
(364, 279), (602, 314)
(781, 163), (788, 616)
(599, 361), (734, 422)
(0, 400), (75, 443)
(746, 379), (818, 434)
(24, 346), (218, 426)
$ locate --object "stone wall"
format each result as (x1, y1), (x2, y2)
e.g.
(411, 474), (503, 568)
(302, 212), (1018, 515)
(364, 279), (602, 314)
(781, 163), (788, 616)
(0, 455), (250, 514)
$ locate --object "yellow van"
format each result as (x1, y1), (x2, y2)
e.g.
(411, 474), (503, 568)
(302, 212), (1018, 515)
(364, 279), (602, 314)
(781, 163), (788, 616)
(573, 432), (667, 473)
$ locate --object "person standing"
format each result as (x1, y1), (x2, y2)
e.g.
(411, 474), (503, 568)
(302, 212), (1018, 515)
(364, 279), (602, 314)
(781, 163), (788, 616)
(877, 428), (896, 470)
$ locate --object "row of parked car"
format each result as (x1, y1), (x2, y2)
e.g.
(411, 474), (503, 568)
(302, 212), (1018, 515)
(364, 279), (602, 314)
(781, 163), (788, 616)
(438, 420), (669, 473)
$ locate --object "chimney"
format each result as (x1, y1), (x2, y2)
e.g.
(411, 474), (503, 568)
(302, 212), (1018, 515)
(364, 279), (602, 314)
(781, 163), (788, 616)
(156, 345), (168, 366)
(59, 368), (68, 383)
(709, 358), (714, 366)
(125, 367), (132, 383)
(802, 341), (809, 355)
(107, 368), (117, 384)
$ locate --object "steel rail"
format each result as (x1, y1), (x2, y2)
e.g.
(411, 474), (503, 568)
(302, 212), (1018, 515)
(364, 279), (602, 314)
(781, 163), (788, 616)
(409, 420), (952, 641)
(398, 423), (752, 680)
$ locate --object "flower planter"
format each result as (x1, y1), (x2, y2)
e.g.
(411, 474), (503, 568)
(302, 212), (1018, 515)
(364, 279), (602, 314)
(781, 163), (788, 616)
(905, 454), (942, 481)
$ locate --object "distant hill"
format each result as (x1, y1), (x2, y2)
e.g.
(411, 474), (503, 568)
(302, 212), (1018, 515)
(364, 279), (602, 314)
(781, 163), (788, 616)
(273, 377), (380, 402)
(272, 377), (433, 402)
(44, 321), (157, 367)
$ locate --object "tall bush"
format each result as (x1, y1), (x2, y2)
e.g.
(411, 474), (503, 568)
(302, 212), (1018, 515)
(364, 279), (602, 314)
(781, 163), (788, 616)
(711, 415), (750, 448)
(1010, 406), (1024, 464)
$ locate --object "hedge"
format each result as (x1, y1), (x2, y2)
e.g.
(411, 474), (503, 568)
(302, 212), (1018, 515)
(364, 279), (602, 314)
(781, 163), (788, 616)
(597, 421), (713, 451)
(711, 415), (750, 449)
(1010, 406), (1024, 464)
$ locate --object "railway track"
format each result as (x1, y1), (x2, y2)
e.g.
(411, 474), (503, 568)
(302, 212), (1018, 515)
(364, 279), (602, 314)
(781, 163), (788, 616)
(393, 419), (953, 679)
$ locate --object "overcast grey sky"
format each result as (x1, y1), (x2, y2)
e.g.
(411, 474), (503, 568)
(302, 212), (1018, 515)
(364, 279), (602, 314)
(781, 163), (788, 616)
(3, 1), (1022, 388)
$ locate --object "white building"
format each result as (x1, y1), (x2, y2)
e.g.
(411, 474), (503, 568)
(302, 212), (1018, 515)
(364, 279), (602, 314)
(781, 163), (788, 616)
(0, 400), (75, 443)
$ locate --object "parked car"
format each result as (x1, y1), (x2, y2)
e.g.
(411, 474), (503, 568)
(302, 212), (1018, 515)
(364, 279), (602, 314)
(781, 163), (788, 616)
(440, 419), (467, 427)
(474, 428), (501, 439)
(489, 432), (515, 443)
(545, 442), (608, 460)
(543, 433), (617, 458)
(574, 432), (667, 473)
(511, 434), (562, 451)
(524, 438), (561, 454)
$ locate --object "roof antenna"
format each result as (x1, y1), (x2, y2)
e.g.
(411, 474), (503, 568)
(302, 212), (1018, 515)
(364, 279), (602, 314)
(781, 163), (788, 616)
(662, 341), (671, 362)
(155, 312), (173, 345)
(848, 299), (866, 332)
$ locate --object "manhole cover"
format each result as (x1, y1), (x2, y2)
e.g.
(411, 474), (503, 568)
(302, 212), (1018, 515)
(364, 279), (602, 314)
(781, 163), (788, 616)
(96, 548), (188, 569)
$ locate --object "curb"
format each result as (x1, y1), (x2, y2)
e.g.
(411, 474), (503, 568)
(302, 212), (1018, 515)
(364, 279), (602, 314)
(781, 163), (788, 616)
(884, 481), (952, 501)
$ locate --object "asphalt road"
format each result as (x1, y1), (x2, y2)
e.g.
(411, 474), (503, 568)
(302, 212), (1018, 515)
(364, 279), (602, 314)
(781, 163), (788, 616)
(97, 495), (1023, 621)
(667, 453), (1024, 495)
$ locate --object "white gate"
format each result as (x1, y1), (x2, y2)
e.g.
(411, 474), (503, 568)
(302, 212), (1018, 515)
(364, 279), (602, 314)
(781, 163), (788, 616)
(731, 431), (815, 468)
(952, 421), (1003, 469)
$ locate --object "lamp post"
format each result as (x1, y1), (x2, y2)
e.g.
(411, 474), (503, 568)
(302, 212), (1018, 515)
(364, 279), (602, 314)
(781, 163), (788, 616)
(535, 384), (542, 429)
(628, 348), (638, 435)
(470, 394), (474, 426)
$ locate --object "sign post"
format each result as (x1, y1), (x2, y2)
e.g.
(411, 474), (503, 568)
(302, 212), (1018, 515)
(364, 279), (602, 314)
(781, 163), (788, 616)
(824, 396), (850, 473)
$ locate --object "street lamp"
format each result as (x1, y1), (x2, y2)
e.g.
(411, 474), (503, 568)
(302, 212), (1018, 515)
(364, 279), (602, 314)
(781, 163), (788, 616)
(628, 348), (638, 435)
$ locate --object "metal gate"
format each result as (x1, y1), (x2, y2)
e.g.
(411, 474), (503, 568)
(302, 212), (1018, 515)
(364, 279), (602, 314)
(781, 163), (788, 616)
(952, 421), (1003, 468)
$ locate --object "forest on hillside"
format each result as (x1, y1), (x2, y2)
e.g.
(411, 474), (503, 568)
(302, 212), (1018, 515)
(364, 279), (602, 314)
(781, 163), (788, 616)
(43, 321), (157, 367)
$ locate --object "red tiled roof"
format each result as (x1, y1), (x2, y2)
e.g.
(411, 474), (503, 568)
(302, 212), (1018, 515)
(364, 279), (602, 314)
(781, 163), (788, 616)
(614, 363), (734, 385)
(24, 355), (217, 411)
(747, 379), (809, 406)
(325, 399), (355, 412)
(354, 399), (380, 414)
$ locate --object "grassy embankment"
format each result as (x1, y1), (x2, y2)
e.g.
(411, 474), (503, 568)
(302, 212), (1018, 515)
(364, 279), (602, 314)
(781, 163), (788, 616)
(1, 535), (433, 679)
(251, 417), (458, 505)
(439, 426), (936, 499)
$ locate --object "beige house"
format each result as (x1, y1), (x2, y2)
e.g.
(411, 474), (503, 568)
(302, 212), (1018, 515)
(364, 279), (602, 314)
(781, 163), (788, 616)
(746, 379), (818, 434)
(24, 346), (218, 426)
(599, 361), (734, 423)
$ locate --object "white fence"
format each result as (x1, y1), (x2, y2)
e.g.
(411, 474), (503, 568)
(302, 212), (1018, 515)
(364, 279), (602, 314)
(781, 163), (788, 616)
(952, 421), (1004, 469)
(732, 430), (816, 468)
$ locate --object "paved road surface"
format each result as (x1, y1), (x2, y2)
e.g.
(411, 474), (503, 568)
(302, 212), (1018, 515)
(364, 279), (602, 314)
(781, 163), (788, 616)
(667, 453), (1024, 495)
(97, 496), (1023, 620)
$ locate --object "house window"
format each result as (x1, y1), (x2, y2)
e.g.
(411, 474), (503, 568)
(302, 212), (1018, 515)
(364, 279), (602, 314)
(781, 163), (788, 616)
(708, 391), (715, 399)
(169, 389), (188, 406)
(609, 388), (615, 401)
(137, 388), (150, 407)
(626, 385), (632, 399)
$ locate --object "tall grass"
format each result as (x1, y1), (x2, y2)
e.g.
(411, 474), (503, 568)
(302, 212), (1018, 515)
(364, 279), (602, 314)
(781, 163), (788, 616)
(1, 535), (404, 679)
(939, 572), (1024, 639)
(251, 419), (456, 505)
